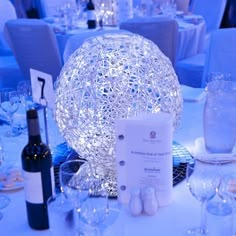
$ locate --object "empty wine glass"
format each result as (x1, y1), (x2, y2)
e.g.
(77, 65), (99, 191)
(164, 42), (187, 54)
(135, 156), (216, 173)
(0, 138), (10, 220)
(59, 159), (91, 203)
(0, 88), (20, 137)
(203, 173), (236, 236)
(186, 158), (220, 235)
(79, 173), (109, 236)
(94, 0), (106, 29)
(59, 158), (92, 234)
(218, 172), (236, 235)
(17, 80), (34, 111)
(220, 172), (236, 201)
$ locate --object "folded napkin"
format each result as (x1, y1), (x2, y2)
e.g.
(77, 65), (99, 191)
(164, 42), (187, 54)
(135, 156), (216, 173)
(181, 85), (206, 102)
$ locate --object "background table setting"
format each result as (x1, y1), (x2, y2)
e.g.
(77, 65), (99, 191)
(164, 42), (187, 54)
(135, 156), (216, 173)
(38, 0), (206, 64)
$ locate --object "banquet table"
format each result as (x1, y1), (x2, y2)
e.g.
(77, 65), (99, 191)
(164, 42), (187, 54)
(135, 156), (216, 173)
(0, 87), (214, 236)
(46, 15), (206, 64)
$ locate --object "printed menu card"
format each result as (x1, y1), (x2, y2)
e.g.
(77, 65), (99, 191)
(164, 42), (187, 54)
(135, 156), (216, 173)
(115, 112), (173, 207)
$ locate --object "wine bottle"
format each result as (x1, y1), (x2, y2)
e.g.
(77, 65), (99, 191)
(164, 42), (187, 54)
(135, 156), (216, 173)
(21, 109), (55, 230)
(87, 0), (96, 29)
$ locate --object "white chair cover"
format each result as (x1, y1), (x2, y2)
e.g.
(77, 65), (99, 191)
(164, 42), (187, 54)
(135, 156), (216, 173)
(63, 29), (129, 63)
(119, 16), (178, 67)
(202, 28), (236, 87)
(4, 19), (62, 83)
(0, 0), (17, 55)
(0, 55), (24, 89)
(0, 0), (17, 31)
(175, 53), (205, 88)
(190, 0), (227, 33)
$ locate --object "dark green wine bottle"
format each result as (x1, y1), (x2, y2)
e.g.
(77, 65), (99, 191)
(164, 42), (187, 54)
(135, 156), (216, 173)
(21, 109), (55, 230)
(87, 0), (96, 29)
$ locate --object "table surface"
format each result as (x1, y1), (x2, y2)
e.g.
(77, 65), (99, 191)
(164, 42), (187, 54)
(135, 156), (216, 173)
(46, 15), (206, 64)
(0, 87), (211, 236)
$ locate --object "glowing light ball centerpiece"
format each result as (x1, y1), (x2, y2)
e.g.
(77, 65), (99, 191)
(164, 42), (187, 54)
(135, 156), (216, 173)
(55, 32), (183, 196)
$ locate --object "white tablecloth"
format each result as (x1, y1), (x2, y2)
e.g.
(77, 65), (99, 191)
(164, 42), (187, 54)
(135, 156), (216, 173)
(176, 19), (206, 60)
(47, 16), (206, 64)
(0, 88), (211, 236)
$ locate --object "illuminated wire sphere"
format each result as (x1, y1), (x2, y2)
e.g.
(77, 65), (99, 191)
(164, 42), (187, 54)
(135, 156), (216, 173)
(55, 32), (183, 196)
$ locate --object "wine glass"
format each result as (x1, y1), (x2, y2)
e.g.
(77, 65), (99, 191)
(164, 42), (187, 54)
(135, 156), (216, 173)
(59, 158), (94, 235)
(219, 172), (236, 235)
(0, 88), (20, 137)
(59, 159), (91, 202)
(94, 0), (106, 29)
(0, 138), (10, 220)
(79, 172), (109, 236)
(59, 159), (109, 235)
(17, 80), (34, 111)
(186, 158), (220, 235)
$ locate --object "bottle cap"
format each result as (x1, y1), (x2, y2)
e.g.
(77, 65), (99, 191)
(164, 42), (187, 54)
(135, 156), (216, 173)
(27, 109), (38, 119)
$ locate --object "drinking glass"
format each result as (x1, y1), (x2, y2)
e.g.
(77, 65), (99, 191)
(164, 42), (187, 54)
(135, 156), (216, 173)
(0, 138), (10, 220)
(47, 193), (77, 235)
(79, 173), (109, 236)
(203, 75), (236, 153)
(220, 172), (236, 201)
(17, 80), (34, 111)
(186, 158), (220, 235)
(60, 159), (109, 235)
(94, 0), (106, 28)
(0, 88), (20, 137)
(204, 173), (236, 236)
(59, 159), (92, 235)
(59, 159), (91, 204)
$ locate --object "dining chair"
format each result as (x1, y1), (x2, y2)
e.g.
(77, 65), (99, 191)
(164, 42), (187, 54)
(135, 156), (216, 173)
(175, 52), (205, 88)
(190, 0), (227, 33)
(0, 0), (24, 89)
(0, 0), (17, 56)
(119, 16), (178, 67)
(0, 55), (25, 89)
(63, 29), (129, 63)
(176, 28), (236, 88)
(175, 0), (227, 88)
(0, 0), (17, 31)
(201, 28), (236, 87)
(4, 19), (63, 83)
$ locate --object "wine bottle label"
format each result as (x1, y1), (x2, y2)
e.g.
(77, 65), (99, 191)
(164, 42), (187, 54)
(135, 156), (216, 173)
(23, 167), (54, 204)
(24, 171), (43, 204)
(87, 10), (96, 21)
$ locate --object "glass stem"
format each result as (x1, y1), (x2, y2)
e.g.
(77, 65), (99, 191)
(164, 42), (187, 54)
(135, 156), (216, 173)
(200, 200), (207, 234)
(9, 114), (14, 134)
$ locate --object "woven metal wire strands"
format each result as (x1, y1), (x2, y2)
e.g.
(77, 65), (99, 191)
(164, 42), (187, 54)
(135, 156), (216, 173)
(54, 33), (183, 196)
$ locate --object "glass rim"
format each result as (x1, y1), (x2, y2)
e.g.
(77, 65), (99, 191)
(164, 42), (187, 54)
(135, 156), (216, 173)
(193, 153), (236, 165)
(59, 159), (89, 174)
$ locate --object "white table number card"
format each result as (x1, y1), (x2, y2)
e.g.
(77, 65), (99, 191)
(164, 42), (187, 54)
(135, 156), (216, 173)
(30, 69), (55, 110)
(115, 112), (173, 207)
